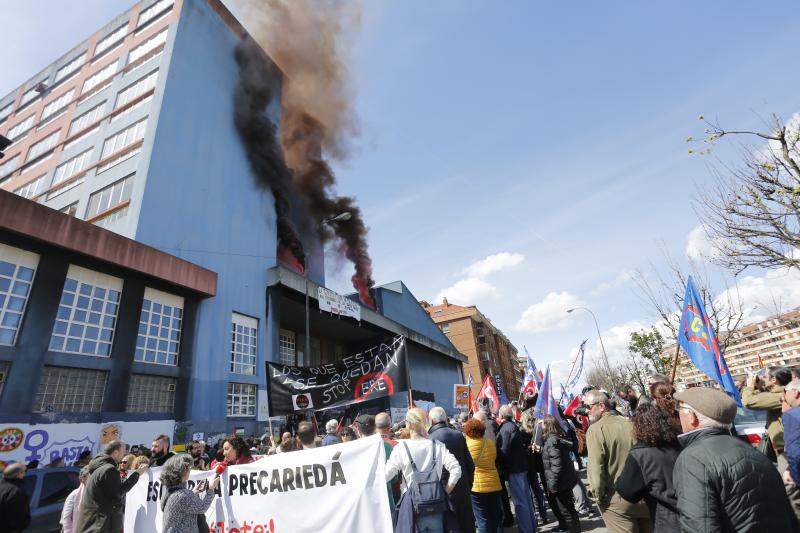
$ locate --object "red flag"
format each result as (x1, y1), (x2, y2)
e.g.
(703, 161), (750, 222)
(475, 374), (501, 413)
(563, 395), (582, 418)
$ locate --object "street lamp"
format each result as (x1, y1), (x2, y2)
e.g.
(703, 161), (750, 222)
(567, 307), (612, 376)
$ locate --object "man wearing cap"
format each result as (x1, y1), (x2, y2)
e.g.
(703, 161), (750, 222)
(0, 463), (30, 532)
(429, 406), (476, 533)
(673, 387), (798, 532)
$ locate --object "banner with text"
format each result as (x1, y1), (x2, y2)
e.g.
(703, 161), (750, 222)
(317, 287), (361, 321)
(267, 336), (407, 415)
(0, 420), (174, 469)
(124, 434), (392, 533)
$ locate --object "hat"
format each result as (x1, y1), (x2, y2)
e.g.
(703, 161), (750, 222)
(674, 387), (737, 424)
(353, 414), (375, 430)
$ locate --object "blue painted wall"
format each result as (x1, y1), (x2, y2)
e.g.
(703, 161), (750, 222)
(375, 282), (453, 347)
(134, 0), (281, 433)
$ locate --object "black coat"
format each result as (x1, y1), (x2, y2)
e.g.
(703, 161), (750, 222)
(428, 422), (475, 495)
(495, 420), (528, 476)
(0, 478), (30, 533)
(616, 442), (680, 533)
(78, 454), (141, 533)
(541, 434), (578, 493)
(673, 427), (800, 533)
(151, 451), (175, 467)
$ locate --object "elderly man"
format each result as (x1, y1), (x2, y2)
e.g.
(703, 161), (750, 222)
(673, 387), (798, 532)
(496, 405), (537, 533)
(782, 378), (800, 519)
(78, 441), (148, 532)
(429, 406), (475, 533)
(0, 463), (30, 532)
(584, 389), (651, 533)
(321, 419), (340, 446)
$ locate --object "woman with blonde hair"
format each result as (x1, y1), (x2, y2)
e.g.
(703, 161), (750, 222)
(463, 417), (504, 533)
(385, 407), (462, 533)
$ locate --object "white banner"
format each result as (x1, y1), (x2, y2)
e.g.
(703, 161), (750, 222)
(317, 287), (361, 321)
(125, 434), (392, 533)
(0, 420), (174, 468)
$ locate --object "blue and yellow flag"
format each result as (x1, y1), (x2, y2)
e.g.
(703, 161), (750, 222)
(678, 276), (742, 406)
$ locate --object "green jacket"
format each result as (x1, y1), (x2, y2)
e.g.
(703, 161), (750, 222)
(586, 411), (634, 504)
(741, 385), (784, 452)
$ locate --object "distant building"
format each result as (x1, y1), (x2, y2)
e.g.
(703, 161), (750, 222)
(422, 298), (521, 403)
(674, 308), (800, 384)
(0, 0), (465, 436)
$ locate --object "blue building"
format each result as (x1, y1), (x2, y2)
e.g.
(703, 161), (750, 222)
(0, 0), (465, 438)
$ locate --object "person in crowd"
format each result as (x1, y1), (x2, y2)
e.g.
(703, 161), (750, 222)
(0, 463), (30, 533)
(496, 405), (537, 533)
(297, 421), (317, 450)
(584, 389), (651, 533)
(386, 407), (462, 533)
(742, 366), (791, 460)
(340, 427), (358, 442)
(75, 450), (93, 468)
(377, 412), (397, 444)
(322, 419), (340, 446)
(160, 455), (220, 533)
(150, 434), (175, 467)
(782, 378), (800, 519)
(60, 466), (89, 533)
(118, 454), (135, 479)
(646, 383), (679, 431)
(541, 415), (581, 533)
(520, 411), (556, 526)
(473, 409), (496, 441)
(673, 387), (798, 531)
(617, 385), (642, 417)
(25, 460), (38, 471)
(616, 402), (680, 533)
(220, 435), (255, 465)
(792, 368), (800, 382)
(275, 432), (295, 453)
(395, 427), (411, 440)
(188, 441), (208, 470)
(428, 406), (475, 533)
(354, 414), (398, 513)
(78, 441), (148, 532)
(464, 417), (504, 533)
(131, 455), (150, 470)
(48, 456), (65, 468)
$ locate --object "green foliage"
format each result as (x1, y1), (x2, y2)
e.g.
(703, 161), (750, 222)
(628, 327), (671, 376)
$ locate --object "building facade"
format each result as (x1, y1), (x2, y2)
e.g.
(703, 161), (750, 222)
(422, 298), (521, 403)
(675, 308), (800, 384)
(0, 0), (465, 436)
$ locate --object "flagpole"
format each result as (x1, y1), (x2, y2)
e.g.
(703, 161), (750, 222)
(670, 343), (680, 384)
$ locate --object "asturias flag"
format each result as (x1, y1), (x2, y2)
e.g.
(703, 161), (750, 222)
(678, 276), (742, 406)
(476, 374), (501, 413)
(533, 365), (569, 431)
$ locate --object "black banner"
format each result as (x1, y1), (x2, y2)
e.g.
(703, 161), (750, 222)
(267, 336), (408, 415)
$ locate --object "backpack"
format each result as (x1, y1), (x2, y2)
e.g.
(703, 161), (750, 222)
(401, 441), (448, 516)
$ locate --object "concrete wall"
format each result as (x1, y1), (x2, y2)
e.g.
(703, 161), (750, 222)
(134, 0), (281, 435)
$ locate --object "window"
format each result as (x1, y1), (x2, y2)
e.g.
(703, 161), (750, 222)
(34, 366), (107, 413)
(481, 351), (490, 361)
(97, 118), (146, 172)
(135, 287), (182, 365)
(49, 265), (122, 357)
(0, 155), (19, 180)
(40, 90), (75, 123)
(18, 86), (41, 109)
(128, 28), (168, 65)
(15, 174), (46, 199)
(86, 174), (134, 224)
(115, 70), (158, 109)
(0, 244), (39, 346)
(53, 148), (93, 186)
(137, 0), (173, 28)
(6, 115), (34, 141)
(440, 323), (450, 333)
(81, 62), (118, 96)
(110, 93), (152, 123)
(60, 203), (78, 217)
(279, 329), (296, 366)
(94, 25), (128, 57)
(63, 126), (100, 151)
(26, 130), (60, 163)
(126, 374), (176, 412)
(227, 383), (256, 416)
(69, 101), (106, 136)
(55, 54), (86, 84)
(231, 313), (258, 375)
(124, 50), (163, 78)
(39, 472), (79, 506)
(0, 361), (9, 398)
(0, 103), (11, 124)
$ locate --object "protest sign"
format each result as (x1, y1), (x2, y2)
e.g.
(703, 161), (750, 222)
(267, 336), (407, 415)
(317, 287), (361, 321)
(453, 384), (470, 409)
(0, 419), (173, 468)
(124, 434), (393, 533)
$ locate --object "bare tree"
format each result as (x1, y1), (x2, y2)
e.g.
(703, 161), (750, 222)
(586, 361), (627, 393)
(693, 114), (800, 272)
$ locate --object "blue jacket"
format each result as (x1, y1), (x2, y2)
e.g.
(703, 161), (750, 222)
(321, 433), (340, 446)
(428, 422), (475, 496)
(784, 406), (800, 483)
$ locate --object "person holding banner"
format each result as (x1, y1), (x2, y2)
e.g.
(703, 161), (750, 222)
(160, 455), (220, 533)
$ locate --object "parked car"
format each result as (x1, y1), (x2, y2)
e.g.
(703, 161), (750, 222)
(23, 467), (80, 533)
(734, 406), (768, 448)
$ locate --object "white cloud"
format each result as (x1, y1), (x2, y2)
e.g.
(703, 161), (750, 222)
(515, 292), (585, 333)
(593, 270), (636, 294)
(685, 224), (720, 262)
(435, 278), (498, 305)
(715, 267), (800, 325)
(464, 252), (525, 278)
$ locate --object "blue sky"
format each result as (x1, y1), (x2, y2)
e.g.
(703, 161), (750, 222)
(4, 1), (800, 386)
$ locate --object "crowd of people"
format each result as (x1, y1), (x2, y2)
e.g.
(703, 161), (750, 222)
(2, 368), (800, 532)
